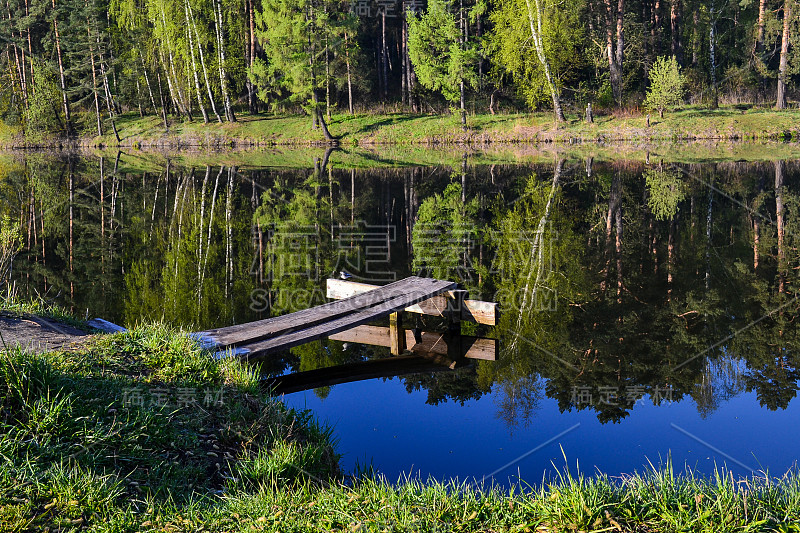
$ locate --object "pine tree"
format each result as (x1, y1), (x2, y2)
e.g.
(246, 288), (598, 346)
(407, 0), (480, 126)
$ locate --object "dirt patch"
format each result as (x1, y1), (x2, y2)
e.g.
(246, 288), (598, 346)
(0, 313), (90, 353)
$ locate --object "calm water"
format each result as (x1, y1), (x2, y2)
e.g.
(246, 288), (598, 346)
(3, 147), (799, 485)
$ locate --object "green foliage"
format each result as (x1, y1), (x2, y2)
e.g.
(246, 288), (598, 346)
(411, 182), (479, 281)
(0, 215), (21, 283)
(487, 0), (584, 110)
(23, 65), (64, 141)
(644, 167), (686, 220)
(407, 0), (479, 107)
(644, 56), (687, 118)
(253, 0), (355, 116)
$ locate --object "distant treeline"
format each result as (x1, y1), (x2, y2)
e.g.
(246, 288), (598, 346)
(1, 0), (798, 137)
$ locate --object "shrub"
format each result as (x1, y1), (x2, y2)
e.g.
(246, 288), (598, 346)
(644, 56), (686, 118)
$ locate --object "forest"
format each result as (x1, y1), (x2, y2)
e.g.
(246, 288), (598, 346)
(1, 0), (799, 139)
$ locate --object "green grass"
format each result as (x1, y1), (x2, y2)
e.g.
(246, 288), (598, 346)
(83, 137), (800, 175)
(1, 311), (800, 531)
(0, 323), (340, 532)
(5, 105), (800, 149)
(0, 288), (89, 331)
(53, 105), (800, 149)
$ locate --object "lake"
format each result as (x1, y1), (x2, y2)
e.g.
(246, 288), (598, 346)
(3, 145), (799, 486)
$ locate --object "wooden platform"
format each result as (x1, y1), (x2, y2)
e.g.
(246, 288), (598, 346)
(194, 276), (458, 358)
(327, 279), (498, 325)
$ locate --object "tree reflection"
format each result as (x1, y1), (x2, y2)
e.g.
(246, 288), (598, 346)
(3, 153), (800, 428)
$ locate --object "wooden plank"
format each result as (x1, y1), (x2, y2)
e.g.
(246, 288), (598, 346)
(389, 312), (405, 355)
(196, 276), (453, 348)
(237, 280), (458, 358)
(87, 318), (128, 334)
(263, 354), (456, 395)
(326, 279), (498, 326)
(329, 325), (498, 361)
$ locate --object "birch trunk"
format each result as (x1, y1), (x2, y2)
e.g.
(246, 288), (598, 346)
(214, 0), (236, 122)
(185, 0), (209, 122)
(187, 0), (223, 123)
(345, 32), (354, 114)
(524, 0), (566, 121)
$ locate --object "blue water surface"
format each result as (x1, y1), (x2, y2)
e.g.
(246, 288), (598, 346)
(283, 377), (800, 485)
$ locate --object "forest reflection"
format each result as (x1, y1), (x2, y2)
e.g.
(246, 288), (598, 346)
(2, 151), (798, 428)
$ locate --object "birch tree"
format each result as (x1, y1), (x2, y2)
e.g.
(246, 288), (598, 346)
(489, 0), (579, 121)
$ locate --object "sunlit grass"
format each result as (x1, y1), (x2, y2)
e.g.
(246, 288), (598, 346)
(0, 287), (87, 330)
(80, 106), (800, 149)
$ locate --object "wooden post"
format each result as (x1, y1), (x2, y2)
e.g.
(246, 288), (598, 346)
(445, 289), (467, 360)
(389, 312), (405, 355)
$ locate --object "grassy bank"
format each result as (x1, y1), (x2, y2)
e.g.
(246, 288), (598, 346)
(5, 105), (800, 149)
(2, 311), (800, 531)
(89, 107), (800, 147)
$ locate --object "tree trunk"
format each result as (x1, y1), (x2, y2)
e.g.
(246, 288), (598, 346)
(604, 0), (623, 105)
(156, 69), (170, 130)
(777, 0), (791, 109)
(525, 0), (566, 121)
(345, 32), (354, 114)
(185, 0), (209, 123)
(381, 10), (388, 100)
(88, 16), (103, 137)
(325, 33), (331, 120)
(25, 0), (34, 95)
(247, 0), (257, 113)
(616, 0), (624, 68)
(652, 0), (660, 55)
(709, 1), (718, 109)
(69, 162), (74, 299)
(187, 0), (223, 123)
(755, 0), (766, 56)
(775, 160), (786, 292)
(96, 34), (121, 142)
(670, 0), (681, 64)
(317, 108), (336, 141)
(459, 0), (466, 127)
(692, 6), (698, 65)
(52, 0), (74, 137)
(460, 80), (466, 126)
(140, 53), (158, 111)
(136, 76), (144, 116)
(215, 0), (236, 121)
(401, 22), (407, 106)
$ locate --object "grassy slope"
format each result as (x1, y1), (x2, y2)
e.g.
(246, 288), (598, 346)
(1, 309), (800, 532)
(28, 106), (800, 149)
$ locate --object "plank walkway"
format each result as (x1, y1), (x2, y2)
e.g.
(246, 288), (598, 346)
(327, 279), (498, 325)
(195, 276), (457, 358)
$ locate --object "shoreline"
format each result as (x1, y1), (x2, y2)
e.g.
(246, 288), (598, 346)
(3, 106), (800, 149)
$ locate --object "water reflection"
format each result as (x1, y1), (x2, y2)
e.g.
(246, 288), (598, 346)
(3, 150), (799, 431)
